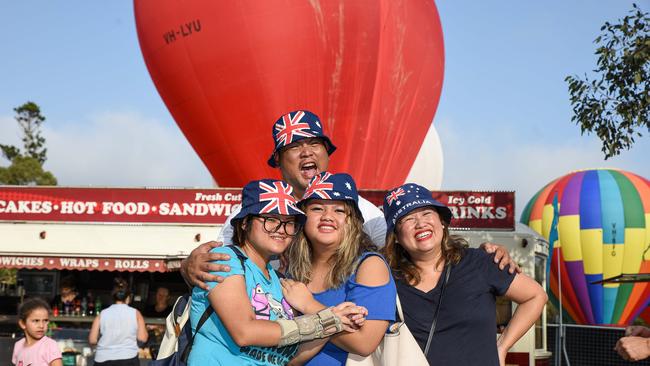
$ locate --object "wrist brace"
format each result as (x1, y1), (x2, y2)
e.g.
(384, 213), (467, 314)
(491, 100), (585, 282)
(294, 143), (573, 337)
(276, 307), (343, 347)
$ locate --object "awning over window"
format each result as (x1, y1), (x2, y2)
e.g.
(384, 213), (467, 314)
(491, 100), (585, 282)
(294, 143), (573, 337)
(0, 255), (170, 272)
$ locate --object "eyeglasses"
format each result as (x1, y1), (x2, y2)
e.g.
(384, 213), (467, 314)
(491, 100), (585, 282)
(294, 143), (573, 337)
(255, 215), (299, 236)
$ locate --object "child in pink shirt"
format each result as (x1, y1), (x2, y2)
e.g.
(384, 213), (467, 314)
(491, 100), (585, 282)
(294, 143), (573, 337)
(12, 298), (62, 366)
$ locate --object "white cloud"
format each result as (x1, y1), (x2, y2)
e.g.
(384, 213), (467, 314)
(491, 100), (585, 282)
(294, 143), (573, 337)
(437, 117), (650, 219)
(40, 112), (214, 187)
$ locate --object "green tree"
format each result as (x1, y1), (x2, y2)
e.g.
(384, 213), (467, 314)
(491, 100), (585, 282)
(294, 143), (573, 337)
(0, 101), (57, 185)
(566, 4), (650, 159)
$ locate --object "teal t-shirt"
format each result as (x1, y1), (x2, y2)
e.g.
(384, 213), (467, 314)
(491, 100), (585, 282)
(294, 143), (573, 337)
(188, 246), (298, 365)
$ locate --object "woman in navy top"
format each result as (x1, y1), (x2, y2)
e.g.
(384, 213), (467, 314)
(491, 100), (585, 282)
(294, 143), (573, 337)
(282, 172), (397, 365)
(382, 183), (547, 366)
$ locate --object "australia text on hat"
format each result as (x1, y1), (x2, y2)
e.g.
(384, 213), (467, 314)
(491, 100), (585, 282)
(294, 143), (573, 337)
(391, 199), (433, 224)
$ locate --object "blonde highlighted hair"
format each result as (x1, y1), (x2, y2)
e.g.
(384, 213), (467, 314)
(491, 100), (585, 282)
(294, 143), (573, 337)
(286, 201), (377, 289)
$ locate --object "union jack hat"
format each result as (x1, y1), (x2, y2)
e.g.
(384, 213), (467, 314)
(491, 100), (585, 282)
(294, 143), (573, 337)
(231, 179), (306, 226)
(299, 172), (363, 221)
(267, 110), (337, 167)
(382, 183), (452, 233)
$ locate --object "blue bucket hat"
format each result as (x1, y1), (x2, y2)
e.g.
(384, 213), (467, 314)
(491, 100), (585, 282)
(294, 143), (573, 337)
(267, 110), (337, 167)
(231, 179), (306, 227)
(300, 172), (363, 222)
(383, 183), (452, 233)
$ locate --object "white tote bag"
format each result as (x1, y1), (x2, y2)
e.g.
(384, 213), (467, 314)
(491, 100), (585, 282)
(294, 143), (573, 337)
(346, 295), (429, 366)
(156, 295), (191, 359)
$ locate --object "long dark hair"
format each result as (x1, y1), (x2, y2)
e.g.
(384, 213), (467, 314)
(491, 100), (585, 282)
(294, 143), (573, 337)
(231, 217), (253, 247)
(383, 216), (467, 285)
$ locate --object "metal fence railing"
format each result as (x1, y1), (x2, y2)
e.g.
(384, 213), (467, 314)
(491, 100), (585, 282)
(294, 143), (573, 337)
(547, 323), (650, 366)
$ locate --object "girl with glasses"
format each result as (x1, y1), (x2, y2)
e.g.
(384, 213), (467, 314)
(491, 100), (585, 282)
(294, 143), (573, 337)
(188, 179), (367, 366)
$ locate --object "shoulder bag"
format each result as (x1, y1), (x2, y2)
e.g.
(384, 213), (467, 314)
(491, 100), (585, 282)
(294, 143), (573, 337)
(346, 264), (451, 366)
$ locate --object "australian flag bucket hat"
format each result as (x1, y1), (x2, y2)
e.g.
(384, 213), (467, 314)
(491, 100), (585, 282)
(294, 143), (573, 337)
(267, 110), (336, 167)
(231, 179), (306, 227)
(382, 183), (452, 233)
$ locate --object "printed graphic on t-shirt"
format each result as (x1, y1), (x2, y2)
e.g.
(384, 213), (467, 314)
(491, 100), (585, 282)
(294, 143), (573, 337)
(251, 283), (294, 320)
(244, 283), (298, 365)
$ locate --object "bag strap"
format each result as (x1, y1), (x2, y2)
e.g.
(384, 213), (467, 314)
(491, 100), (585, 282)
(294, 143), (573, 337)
(228, 245), (248, 269)
(181, 246), (249, 362)
(231, 244), (287, 279)
(395, 294), (405, 323)
(423, 263), (451, 357)
(180, 300), (213, 362)
(171, 295), (189, 337)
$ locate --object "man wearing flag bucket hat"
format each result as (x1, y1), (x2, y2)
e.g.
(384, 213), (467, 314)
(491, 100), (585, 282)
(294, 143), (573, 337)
(382, 183), (547, 366)
(182, 110), (386, 288)
(187, 179), (368, 365)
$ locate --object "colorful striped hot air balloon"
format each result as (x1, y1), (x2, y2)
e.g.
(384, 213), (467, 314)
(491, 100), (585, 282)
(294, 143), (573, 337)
(521, 168), (650, 325)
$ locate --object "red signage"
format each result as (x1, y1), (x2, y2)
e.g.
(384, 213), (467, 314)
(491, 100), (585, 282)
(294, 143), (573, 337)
(0, 187), (242, 224)
(0, 255), (168, 272)
(0, 187), (515, 230)
(361, 190), (515, 230)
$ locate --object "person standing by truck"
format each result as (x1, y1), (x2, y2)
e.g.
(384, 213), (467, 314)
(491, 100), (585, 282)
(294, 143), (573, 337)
(89, 278), (148, 366)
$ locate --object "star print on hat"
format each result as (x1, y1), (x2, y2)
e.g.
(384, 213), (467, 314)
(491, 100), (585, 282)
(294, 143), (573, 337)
(300, 172), (363, 222)
(382, 183), (452, 233)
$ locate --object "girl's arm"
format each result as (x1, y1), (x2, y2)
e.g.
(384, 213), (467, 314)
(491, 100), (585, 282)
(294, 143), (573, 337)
(329, 256), (391, 356)
(135, 310), (149, 343)
(208, 274), (283, 347)
(285, 301), (368, 366)
(281, 279), (368, 329)
(88, 315), (100, 345)
(287, 339), (329, 366)
(50, 359), (63, 366)
(211, 274), (362, 348)
(497, 273), (548, 364)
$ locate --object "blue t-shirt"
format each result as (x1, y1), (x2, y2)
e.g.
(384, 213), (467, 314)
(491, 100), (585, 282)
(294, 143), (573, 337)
(305, 252), (397, 366)
(396, 248), (516, 365)
(188, 246), (298, 366)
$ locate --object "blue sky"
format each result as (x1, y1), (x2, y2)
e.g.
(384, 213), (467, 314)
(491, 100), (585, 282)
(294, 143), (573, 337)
(1, 1), (648, 217)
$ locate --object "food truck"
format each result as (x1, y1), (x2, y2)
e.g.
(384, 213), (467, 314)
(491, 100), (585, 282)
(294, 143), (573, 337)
(0, 186), (240, 364)
(0, 186), (550, 365)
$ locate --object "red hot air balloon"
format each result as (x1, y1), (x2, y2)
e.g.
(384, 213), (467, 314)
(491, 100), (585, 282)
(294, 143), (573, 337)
(134, 0), (444, 188)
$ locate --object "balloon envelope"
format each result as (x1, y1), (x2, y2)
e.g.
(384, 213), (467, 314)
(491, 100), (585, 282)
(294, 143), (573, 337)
(406, 124), (443, 190)
(134, 0), (444, 188)
(521, 168), (650, 325)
